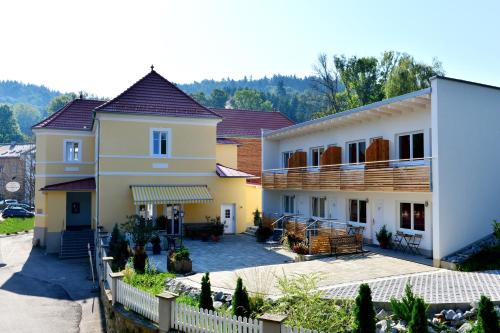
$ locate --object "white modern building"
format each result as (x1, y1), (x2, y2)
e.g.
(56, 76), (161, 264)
(261, 76), (500, 266)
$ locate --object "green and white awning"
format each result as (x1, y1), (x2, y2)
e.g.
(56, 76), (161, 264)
(130, 185), (213, 205)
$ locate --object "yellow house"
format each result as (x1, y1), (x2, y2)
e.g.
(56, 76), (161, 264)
(32, 68), (262, 254)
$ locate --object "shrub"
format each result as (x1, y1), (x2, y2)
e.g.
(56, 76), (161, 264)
(109, 224), (129, 271)
(155, 215), (168, 230)
(256, 225), (273, 242)
(121, 215), (154, 247)
(177, 294), (199, 307)
(123, 262), (175, 295)
(249, 295), (265, 318)
(477, 295), (500, 333)
(233, 277), (250, 317)
(173, 246), (190, 261)
(353, 283), (376, 333)
(253, 209), (262, 226)
(199, 272), (214, 310)
(390, 283), (424, 323)
(457, 244), (500, 271)
(292, 242), (309, 255)
(408, 297), (427, 333)
(375, 225), (392, 248)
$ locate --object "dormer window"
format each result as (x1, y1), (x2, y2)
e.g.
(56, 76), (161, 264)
(64, 140), (81, 162)
(151, 129), (171, 157)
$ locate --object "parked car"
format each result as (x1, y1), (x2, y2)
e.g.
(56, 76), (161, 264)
(0, 199), (18, 210)
(6, 203), (35, 212)
(1, 207), (35, 218)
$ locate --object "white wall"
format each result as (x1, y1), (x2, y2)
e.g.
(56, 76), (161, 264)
(432, 78), (500, 260)
(263, 189), (433, 253)
(261, 130), (280, 170)
(265, 108), (431, 169)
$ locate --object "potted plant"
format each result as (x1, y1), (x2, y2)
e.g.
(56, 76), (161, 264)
(210, 216), (224, 242)
(376, 225), (392, 249)
(122, 215), (154, 273)
(169, 246), (192, 274)
(255, 223), (273, 242)
(150, 234), (162, 255)
(253, 209), (262, 226)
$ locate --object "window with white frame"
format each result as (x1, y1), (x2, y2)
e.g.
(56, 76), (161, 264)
(347, 140), (366, 164)
(282, 151), (293, 168)
(348, 199), (367, 223)
(310, 146), (325, 167)
(311, 196), (326, 218)
(151, 129), (170, 157)
(64, 140), (81, 162)
(283, 195), (295, 213)
(399, 202), (425, 231)
(398, 131), (424, 160)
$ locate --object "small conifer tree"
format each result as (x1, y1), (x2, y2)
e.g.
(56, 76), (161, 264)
(353, 283), (376, 333)
(477, 295), (500, 333)
(232, 277), (250, 317)
(109, 224), (129, 271)
(199, 272), (214, 311)
(408, 297), (428, 333)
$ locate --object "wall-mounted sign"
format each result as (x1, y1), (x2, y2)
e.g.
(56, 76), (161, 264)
(5, 181), (20, 193)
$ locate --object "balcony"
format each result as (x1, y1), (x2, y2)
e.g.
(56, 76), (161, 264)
(262, 158), (432, 192)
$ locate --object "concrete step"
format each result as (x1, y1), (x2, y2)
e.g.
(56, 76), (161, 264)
(243, 226), (259, 237)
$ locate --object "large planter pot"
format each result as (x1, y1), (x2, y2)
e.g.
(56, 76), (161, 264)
(378, 240), (389, 249)
(171, 259), (192, 274)
(295, 254), (306, 262)
(133, 245), (147, 273)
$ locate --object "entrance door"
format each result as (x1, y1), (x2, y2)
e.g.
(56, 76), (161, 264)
(163, 204), (181, 235)
(221, 204), (235, 234)
(66, 192), (91, 231)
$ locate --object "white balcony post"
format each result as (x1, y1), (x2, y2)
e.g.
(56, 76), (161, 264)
(102, 256), (113, 283)
(109, 272), (124, 305)
(259, 313), (288, 333)
(157, 292), (178, 333)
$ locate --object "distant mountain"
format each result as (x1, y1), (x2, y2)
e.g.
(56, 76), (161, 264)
(0, 80), (62, 111)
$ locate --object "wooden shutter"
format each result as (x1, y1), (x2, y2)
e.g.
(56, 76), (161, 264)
(320, 146), (342, 166)
(288, 151), (307, 169)
(366, 139), (389, 168)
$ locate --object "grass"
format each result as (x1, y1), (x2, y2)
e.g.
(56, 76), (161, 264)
(123, 265), (175, 295)
(457, 243), (500, 271)
(0, 217), (34, 234)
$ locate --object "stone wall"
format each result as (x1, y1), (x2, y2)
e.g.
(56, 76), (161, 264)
(100, 284), (160, 333)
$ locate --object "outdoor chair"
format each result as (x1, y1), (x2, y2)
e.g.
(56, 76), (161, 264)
(407, 234), (423, 255)
(392, 231), (405, 251)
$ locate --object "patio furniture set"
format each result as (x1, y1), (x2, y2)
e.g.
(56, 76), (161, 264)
(392, 231), (423, 255)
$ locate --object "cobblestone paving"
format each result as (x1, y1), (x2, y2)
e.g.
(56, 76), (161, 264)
(321, 269), (500, 304)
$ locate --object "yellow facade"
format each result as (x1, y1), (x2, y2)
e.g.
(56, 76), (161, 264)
(34, 111), (262, 252)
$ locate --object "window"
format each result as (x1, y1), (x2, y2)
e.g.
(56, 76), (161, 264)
(399, 202), (425, 231)
(282, 151), (293, 168)
(349, 199), (367, 223)
(347, 140), (366, 164)
(151, 129), (171, 157)
(311, 196), (326, 218)
(310, 147), (325, 167)
(64, 140), (81, 162)
(398, 132), (424, 160)
(283, 195), (295, 213)
(225, 209), (231, 218)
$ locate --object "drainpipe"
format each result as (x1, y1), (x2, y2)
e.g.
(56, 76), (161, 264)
(95, 118), (100, 231)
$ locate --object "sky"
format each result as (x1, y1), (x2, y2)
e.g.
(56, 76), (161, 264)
(1, 0), (500, 97)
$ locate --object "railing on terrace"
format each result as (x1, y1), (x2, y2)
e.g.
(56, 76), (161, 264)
(262, 157), (432, 192)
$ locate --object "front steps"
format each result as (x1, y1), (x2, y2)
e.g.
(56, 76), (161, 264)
(59, 230), (94, 259)
(243, 226), (258, 236)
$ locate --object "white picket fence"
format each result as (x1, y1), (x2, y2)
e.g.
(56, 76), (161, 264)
(116, 279), (160, 322)
(281, 325), (320, 333)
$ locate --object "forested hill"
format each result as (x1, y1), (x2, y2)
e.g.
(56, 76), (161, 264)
(0, 80), (61, 110)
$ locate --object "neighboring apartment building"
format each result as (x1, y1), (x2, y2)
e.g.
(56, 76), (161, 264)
(32, 68), (263, 253)
(262, 76), (500, 266)
(0, 143), (35, 203)
(213, 108), (294, 184)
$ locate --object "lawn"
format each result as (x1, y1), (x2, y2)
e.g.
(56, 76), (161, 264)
(457, 244), (500, 271)
(0, 217), (34, 234)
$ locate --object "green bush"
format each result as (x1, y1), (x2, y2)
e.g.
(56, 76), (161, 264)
(173, 246), (190, 261)
(123, 263), (175, 295)
(232, 277), (250, 317)
(255, 225), (273, 242)
(199, 272), (214, 311)
(408, 297), (427, 333)
(353, 283), (376, 333)
(155, 215), (168, 230)
(109, 224), (130, 271)
(121, 215), (154, 246)
(457, 244), (500, 271)
(177, 294), (199, 307)
(477, 295), (500, 333)
(267, 273), (354, 331)
(390, 283), (424, 323)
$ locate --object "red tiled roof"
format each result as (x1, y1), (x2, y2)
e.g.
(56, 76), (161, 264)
(212, 108), (295, 138)
(95, 70), (221, 119)
(216, 163), (257, 178)
(40, 177), (96, 191)
(33, 99), (105, 131)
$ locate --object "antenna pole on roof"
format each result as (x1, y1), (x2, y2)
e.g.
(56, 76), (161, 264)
(150, 64), (154, 72)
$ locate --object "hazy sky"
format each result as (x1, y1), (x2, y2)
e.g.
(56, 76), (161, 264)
(1, 0), (499, 97)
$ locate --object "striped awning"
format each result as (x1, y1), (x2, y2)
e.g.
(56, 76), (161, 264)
(130, 185), (213, 205)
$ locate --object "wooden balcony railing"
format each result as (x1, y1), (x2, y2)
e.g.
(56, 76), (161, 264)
(262, 158), (432, 192)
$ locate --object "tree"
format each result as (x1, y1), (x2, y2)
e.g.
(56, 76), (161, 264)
(0, 105), (25, 143)
(408, 297), (428, 333)
(199, 272), (214, 311)
(12, 103), (41, 138)
(477, 295), (500, 333)
(46, 93), (76, 115)
(209, 89), (228, 108)
(311, 53), (345, 114)
(108, 224), (130, 271)
(353, 284), (376, 333)
(190, 92), (209, 106)
(232, 277), (250, 317)
(230, 88), (273, 111)
(390, 283), (422, 323)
